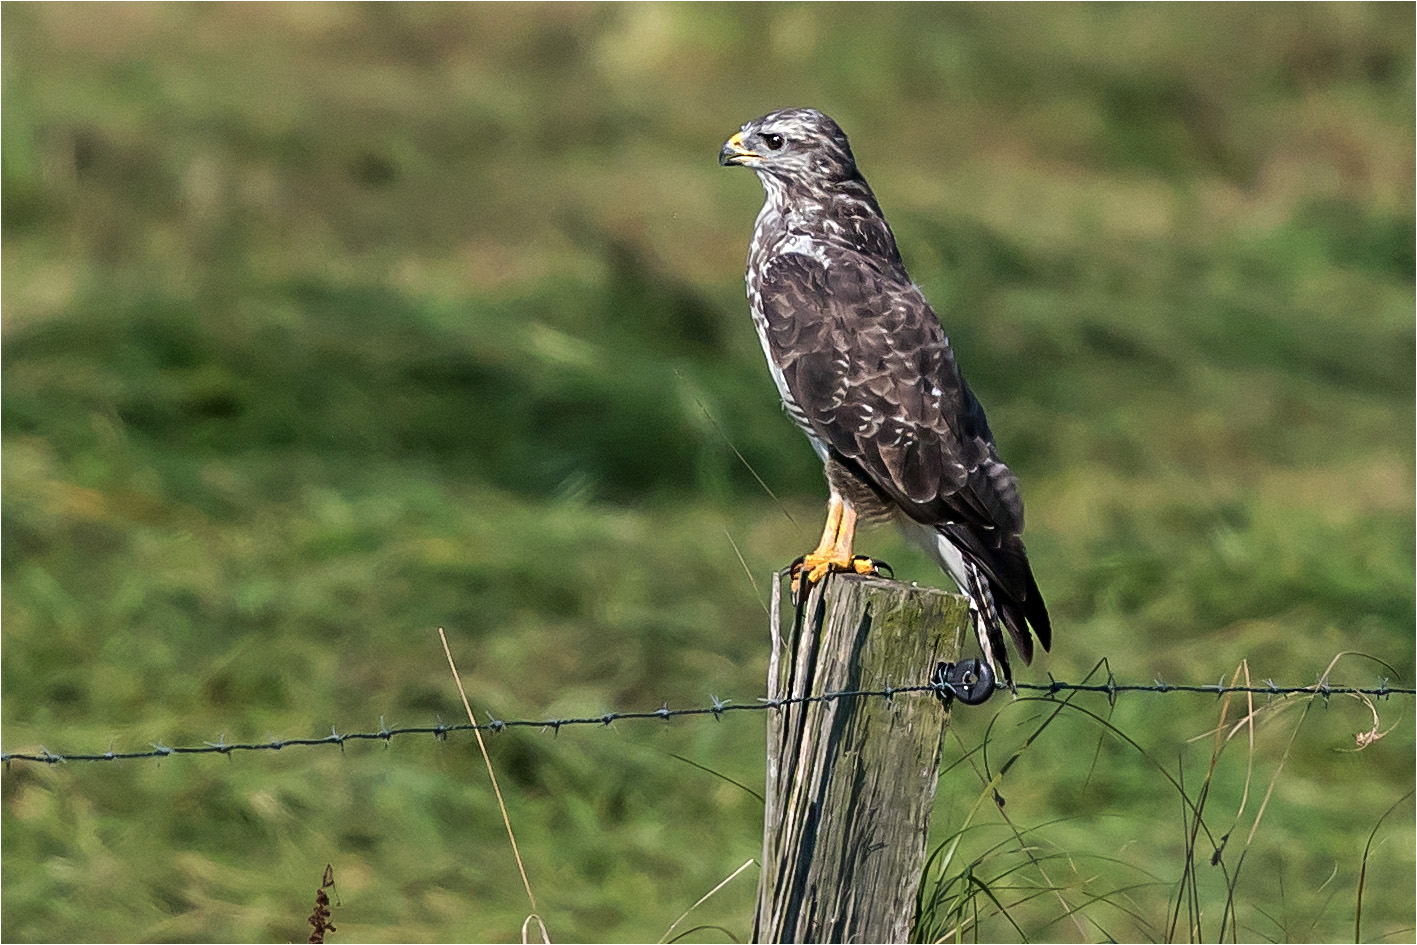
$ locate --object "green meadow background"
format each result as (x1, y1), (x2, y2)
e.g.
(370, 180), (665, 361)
(3, 4), (1413, 942)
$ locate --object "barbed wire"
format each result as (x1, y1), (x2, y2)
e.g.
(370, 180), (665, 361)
(3, 675), (1411, 768)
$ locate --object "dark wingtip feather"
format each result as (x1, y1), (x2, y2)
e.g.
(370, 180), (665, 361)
(1024, 567), (1052, 652)
(998, 601), (1035, 665)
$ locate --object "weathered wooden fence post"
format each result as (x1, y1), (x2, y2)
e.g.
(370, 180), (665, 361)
(754, 572), (971, 944)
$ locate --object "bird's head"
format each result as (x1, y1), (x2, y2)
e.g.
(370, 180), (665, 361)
(719, 108), (859, 184)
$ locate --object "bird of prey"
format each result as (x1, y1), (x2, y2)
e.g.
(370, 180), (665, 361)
(720, 107), (1050, 685)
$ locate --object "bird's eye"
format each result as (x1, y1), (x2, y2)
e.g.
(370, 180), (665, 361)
(762, 133), (785, 151)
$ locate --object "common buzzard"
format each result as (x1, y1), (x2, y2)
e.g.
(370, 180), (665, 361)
(720, 107), (1051, 685)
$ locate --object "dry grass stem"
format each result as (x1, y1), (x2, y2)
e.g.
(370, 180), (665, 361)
(439, 627), (549, 943)
(659, 858), (757, 944)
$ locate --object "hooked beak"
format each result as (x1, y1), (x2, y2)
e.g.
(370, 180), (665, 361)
(719, 131), (760, 167)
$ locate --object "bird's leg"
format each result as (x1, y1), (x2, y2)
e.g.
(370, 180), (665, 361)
(790, 495), (889, 600)
(808, 494), (846, 562)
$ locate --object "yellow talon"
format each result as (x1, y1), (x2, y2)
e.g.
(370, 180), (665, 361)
(789, 497), (891, 602)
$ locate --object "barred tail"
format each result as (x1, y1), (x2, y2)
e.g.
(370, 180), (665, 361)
(963, 560), (1014, 689)
(910, 523), (1049, 689)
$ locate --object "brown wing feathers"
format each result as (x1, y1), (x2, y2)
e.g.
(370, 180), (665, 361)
(760, 250), (1050, 660)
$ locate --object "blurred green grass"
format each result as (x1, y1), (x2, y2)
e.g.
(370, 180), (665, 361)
(2, 4), (1413, 942)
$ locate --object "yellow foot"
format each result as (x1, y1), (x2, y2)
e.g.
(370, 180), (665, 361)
(789, 554), (893, 602)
